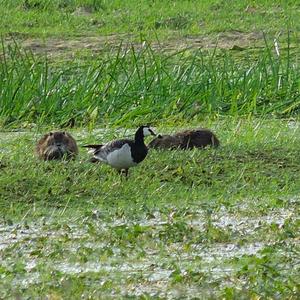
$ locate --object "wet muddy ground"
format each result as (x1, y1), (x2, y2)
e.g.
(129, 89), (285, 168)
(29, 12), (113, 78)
(0, 121), (299, 298)
(0, 205), (299, 298)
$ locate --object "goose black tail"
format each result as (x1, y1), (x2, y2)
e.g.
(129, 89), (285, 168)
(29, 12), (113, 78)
(89, 157), (101, 163)
(82, 144), (103, 149)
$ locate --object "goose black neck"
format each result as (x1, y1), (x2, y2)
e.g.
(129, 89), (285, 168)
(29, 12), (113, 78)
(134, 127), (146, 145)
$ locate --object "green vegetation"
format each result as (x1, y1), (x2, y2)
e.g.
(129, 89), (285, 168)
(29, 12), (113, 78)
(1, 1), (299, 128)
(0, 120), (299, 298)
(1, 37), (300, 128)
(0, 0), (300, 298)
(0, 0), (299, 41)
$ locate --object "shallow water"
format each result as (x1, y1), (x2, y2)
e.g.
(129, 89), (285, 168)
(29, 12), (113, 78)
(0, 206), (298, 297)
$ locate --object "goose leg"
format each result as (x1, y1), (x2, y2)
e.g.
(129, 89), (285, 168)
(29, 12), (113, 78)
(90, 157), (100, 163)
(124, 169), (129, 177)
(117, 169), (129, 178)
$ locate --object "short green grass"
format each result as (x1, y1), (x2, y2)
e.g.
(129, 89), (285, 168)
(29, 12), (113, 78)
(0, 119), (299, 298)
(1, 0), (299, 42)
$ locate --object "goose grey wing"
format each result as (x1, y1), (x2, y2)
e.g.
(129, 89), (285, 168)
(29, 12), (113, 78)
(93, 139), (133, 161)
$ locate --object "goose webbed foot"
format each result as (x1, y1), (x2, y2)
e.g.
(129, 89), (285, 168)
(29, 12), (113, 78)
(117, 169), (129, 178)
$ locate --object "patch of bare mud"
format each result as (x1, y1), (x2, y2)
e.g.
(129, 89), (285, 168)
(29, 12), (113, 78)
(182, 31), (264, 50)
(4, 31), (265, 59)
(21, 34), (126, 58)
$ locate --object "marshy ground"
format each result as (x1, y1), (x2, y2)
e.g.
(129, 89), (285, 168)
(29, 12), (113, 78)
(0, 0), (300, 299)
(1, 120), (300, 298)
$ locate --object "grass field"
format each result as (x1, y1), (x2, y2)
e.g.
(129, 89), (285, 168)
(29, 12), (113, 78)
(1, 120), (300, 298)
(1, 0), (299, 41)
(0, 1), (300, 299)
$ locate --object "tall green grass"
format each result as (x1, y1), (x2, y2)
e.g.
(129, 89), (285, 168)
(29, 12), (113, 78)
(0, 38), (299, 127)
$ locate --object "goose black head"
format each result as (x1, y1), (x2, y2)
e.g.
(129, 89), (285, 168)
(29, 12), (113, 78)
(140, 125), (156, 137)
(135, 125), (156, 143)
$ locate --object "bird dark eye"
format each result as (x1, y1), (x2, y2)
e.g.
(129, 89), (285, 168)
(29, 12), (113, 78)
(49, 132), (53, 136)
(149, 128), (156, 136)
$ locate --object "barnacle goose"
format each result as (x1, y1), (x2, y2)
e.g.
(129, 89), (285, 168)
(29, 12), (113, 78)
(84, 125), (156, 176)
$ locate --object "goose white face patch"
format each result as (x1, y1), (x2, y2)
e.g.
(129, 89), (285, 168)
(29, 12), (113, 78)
(143, 127), (155, 137)
(106, 144), (137, 169)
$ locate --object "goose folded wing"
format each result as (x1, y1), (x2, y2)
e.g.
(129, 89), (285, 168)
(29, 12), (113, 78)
(94, 139), (134, 156)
